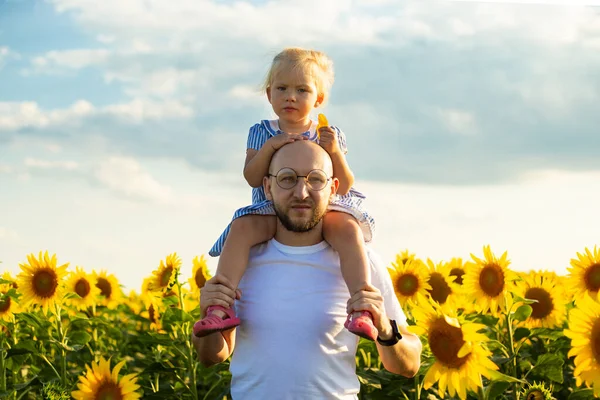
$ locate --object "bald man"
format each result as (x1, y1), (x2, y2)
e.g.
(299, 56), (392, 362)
(193, 141), (421, 399)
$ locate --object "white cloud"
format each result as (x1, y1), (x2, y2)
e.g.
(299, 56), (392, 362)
(92, 156), (175, 204)
(24, 157), (79, 170)
(0, 98), (193, 131)
(0, 227), (20, 241)
(0, 164), (12, 174)
(437, 108), (478, 135)
(30, 49), (110, 70)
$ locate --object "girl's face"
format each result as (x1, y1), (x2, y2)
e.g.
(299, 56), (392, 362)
(267, 65), (323, 131)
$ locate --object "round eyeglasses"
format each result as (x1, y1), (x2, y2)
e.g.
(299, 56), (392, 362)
(268, 168), (332, 191)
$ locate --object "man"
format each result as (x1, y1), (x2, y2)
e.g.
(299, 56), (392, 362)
(193, 141), (421, 399)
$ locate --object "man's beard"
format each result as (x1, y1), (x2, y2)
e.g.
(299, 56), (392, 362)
(273, 200), (326, 232)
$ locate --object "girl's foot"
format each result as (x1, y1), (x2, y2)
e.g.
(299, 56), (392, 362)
(193, 305), (241, 337)
(344, 311), (378, 341)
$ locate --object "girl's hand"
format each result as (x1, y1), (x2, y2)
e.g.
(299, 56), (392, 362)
(318, 126), (340, 155)
(267, 133), (307, 151)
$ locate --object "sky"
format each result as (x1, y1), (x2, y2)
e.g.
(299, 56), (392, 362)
(1, 0), (599, 291)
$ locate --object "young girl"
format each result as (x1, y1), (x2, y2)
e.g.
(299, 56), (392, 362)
(193, 48), (378, 341)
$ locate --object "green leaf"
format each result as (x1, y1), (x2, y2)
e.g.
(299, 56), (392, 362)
(512, 305), (533, 322)
(513, 327), (530, 342)
(486, 369), (526, 384)
(511, 294), (538, 305)
(530, 327), (565, 341)
(69, 331), (92, 346)
(0, 278), (15, 285)
(569, 388), (596, 400)
(485, 381), (511, 400)
(164, 307), (194, 324)
(6, 340), (38, 358)
(16, 312), (44, 329)
(529, 353), (564, 383)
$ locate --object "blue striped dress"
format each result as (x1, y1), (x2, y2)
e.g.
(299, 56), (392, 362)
(209, 119), (376, 257)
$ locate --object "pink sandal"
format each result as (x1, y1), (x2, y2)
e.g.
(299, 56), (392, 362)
(344, 311), (378, 341)
(193, 305), (241, 338)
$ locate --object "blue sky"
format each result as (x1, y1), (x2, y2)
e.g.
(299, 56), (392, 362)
(1, 0), (600, 290)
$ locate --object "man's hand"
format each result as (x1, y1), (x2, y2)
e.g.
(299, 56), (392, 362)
(200, 274), (242, 317)
(318, 126), (341, 155)
(346, 284), (394, 340)
(267, 133), (307, 152)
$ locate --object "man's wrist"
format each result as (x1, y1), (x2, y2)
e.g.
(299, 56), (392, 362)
(377, 321), (394, 341)
(377, 319), (402, 346)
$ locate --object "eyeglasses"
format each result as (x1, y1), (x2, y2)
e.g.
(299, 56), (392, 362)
(268, 168), (332, 191)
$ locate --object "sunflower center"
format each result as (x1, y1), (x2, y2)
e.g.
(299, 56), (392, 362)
(95, 380), (123, 400)
(32, 269), (58, 298)
(450, 268), (465, 285)
(396, 273), (419, 296)
(148, 304), (157, 324)
(96, 278), (112, 298)
(525, 287), (553, 319)
(526, 389), (543, 400)
(428, 317), (468, 369)
(160, 267), (173, 287)
(591, 317), (600, 364)
(0, 294), (11, 313)
(75, 278), (91, 298)
(427, 273), (452, 304)
(195, 270), (206, 290)
(479, 264), (504, 297)
(584, 263), (600, 293)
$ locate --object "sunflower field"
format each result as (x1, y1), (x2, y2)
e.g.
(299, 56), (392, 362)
(0, 245), (599, 400)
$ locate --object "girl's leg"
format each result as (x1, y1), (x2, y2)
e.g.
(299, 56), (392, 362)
(323, 211), (371, 298)
(323, 211), (377, 339)
(208, 214), (276, 319)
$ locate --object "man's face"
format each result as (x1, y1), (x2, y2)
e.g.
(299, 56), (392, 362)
(264, 142), (338, 232)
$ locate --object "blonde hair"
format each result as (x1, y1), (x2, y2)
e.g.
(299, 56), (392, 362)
(262, 47), (335, 104)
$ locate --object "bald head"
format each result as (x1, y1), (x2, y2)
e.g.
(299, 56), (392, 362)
(269, 140), (333, 176)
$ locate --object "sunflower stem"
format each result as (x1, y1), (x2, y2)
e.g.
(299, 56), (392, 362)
(504, 294), (518, 399)
(0, 337), (6, 393)
(414, 373), (420, 400)
(54, 304), (68, 388)
(185, 323), (199, 400)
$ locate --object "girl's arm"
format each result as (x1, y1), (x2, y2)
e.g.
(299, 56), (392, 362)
(243, 147), (274, 188)
(329, 151), (354, 196)
(318, 126), (354, 196)
(243, 133), (309, 188)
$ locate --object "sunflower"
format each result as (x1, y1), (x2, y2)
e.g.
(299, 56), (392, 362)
(16, 251), (69, 314)
(65, 267), (100, 310)
(396, 249), (417, 265)
(125, 290), (143, 314)
(445, 257), (466, 286)
(148, 253), (181, 293)
(0, 278), (20, 322)
(71, 357), (141, 400)
(387, 258), (431, 308)
(92, 270), (122, 309)
(463, 245), (516, 315)
(188, 255), (211, 294)
(141, 294), (164, 332)
(424, 258), (455, 307)
(520, 382), (554, 400)
(409, 296), (498, 400)
(568, 246), (600, 305)
(564, 292), (600, 396)
(513, 271), (566, 329)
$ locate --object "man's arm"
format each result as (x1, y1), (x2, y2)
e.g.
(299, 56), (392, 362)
(192, 328), (236, 367)
(346, 284), (422, 377)
(374, 320), (422, 377)
(192, 275), (240, 367)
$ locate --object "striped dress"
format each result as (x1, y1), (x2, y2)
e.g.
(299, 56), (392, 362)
(209, 119), (376, 257)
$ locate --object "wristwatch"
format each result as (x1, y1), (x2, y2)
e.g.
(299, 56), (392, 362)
(377, 319), (402, 346)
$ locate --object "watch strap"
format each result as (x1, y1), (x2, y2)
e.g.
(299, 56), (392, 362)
(376, 319), (402, 346)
